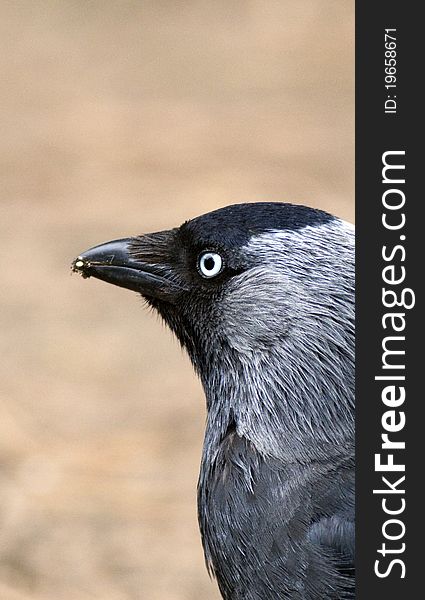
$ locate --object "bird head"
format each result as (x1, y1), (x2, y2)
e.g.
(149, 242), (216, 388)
(73, 203), (354, 459)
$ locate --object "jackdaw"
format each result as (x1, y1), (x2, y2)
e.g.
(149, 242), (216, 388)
(72, 202), (355, 599)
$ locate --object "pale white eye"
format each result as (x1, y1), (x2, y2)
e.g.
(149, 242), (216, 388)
(198, 252), (223, 278)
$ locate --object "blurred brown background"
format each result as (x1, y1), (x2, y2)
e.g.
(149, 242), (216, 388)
(0, 1), (354, 599)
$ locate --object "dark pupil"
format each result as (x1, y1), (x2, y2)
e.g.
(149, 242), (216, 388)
(204, 256), (216, 271)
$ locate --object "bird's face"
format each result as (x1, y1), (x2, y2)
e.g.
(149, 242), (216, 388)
(73, 203), (353, 364)
(72, 207), (249, 356)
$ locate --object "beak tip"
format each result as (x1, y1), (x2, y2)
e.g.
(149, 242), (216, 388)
(71, 255), (91, 278)
(71, 238), (134, 278)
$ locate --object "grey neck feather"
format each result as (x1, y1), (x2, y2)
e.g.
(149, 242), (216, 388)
(197, 220), (355, 465)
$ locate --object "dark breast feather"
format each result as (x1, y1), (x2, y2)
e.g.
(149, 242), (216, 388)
(198, 431), (355, 600)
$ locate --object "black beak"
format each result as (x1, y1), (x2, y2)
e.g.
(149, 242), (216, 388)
(72, 236), (183, 302)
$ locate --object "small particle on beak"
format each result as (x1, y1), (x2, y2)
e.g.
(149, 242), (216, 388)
(71, 256), (91, 278)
